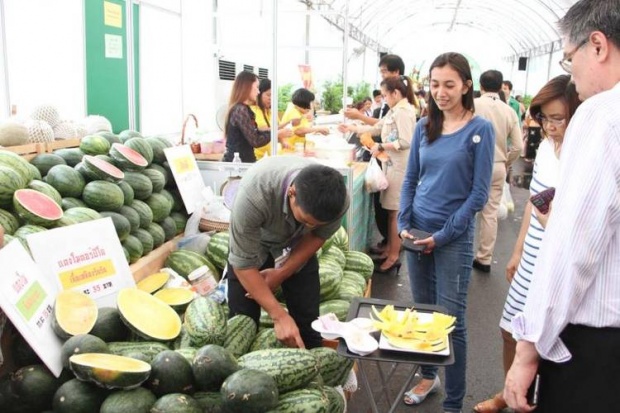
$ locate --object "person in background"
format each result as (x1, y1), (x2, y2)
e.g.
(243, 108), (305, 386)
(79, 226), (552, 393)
(222, 71), (270, 163)
(371, 89), (383, 113)
(474, 75), (580, 413)
(346, 54), (408, 256)
(504, 0), (620, 411)
(515, 95), (527, 121)
(251, 79), (294, 159)
(358, 97), (373, 117)
(416, 89), (428, 119)
(338, 75), (417, 273)
(472, 70), (523, 274)
(225, 157), (349, 349)
(502, 80), (522, 121)
(399, 52), (494, 413)
(281, 88), (329, 149)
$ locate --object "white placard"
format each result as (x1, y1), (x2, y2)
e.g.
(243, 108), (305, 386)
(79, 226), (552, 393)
(0, 241), (63, 376)
(164, 145), (206, 214)
(104, 34), (123, 59)
(27, 218), (135, 308)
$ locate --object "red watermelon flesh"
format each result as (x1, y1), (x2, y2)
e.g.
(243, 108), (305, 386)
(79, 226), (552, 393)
(111, 143), (148, 167)
(13, 189), (63, 227)
(83, 155), (125, 180)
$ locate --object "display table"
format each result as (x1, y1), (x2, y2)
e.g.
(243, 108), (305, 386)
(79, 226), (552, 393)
(337, 297), (454, 413)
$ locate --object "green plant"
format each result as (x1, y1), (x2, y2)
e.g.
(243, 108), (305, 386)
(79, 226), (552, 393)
(321, 79), (344, 114)
(277, 83), (294, 113)
(522, 94), (533, 109)
(351, 81), (371, 105)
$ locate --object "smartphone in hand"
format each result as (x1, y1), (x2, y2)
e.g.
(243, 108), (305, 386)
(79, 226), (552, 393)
(402, 229), (433, 252)
(526, 374), (540, 406)
(530, 187), (555, 215)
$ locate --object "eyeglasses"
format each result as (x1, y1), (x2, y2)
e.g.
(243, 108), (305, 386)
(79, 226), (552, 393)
(535, 114), (566, 127)
(559, 38), (589, 73)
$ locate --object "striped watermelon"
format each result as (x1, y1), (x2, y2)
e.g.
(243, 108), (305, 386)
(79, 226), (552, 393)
(130, 199), (153, 229)
(160, 216), (178, 240)
(63, 207), (101, 223)
(119, 205), (141, 233)
(142, 168), (165, 192)
(46, 164), (85, 198)
(223, 315), (257, 358)
(61, 197), (87, 210)
(318, 264), (343, 301)
(310, 347), (355, 387)
(249, 328), (286, 352)
(27, 179), (62, 207)
(132, 228), (154, 255)
(146, 222), (166, 249)
(321, 246), (346, 269)
(270, 388), (330, 413)
(205, 232), (229, 270)
(122, 234), (144, 263)
(100, 212), (132, 241)
(183, 296), (227, 347)
(83, 155), (124, 182)
(30, 153), (67, 176)
(164, 250), (219, 280)
(237, 348), (319, 394)
(123, 171), (153, 201)
(323, 385), (346, 413)
(319, 299), (351, 322)
(170, 212), (188, 235)
(147, 164), (169, 185)
(109, 143), (148, 171)
(82, 180), (125, 212)
(80, 134), (111, 155)
(124, 137), (154, 166)
(118, 180), (135, 206)
(0, 208), (20, 235)
(145, 193), (171, 223)
(344, 250), (374, 281)
(0, 150), (34, 184)
(0, 165), (27, 208)
(53, 148), (84, 167)
(13, 189), (63, 227)
(145, 137), (172, 165)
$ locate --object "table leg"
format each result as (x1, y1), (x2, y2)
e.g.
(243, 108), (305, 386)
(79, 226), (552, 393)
(357, 361), (380, 413)
(387, 364), (420, 413)
(375, 361), (393, 404)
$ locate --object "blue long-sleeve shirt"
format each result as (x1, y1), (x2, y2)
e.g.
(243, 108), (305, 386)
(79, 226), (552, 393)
(398, 116), (495, 247)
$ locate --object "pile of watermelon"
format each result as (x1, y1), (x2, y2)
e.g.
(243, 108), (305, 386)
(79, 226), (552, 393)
(1, 281), (354, 413)
(206, 226), (374, 325)
(0, 130), (190, 264)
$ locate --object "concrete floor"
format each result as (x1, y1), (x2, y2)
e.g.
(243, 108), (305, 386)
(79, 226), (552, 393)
(346, 161), (533, 413)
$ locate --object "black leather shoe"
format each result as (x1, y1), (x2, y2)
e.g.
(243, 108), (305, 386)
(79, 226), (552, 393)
(472, 259), (491, 273)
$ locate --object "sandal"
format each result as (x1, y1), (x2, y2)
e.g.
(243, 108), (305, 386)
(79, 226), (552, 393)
(473, 393), (507, 413)
(403, 376), (440, 405)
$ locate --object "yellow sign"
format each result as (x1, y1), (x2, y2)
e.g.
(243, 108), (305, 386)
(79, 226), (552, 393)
(172, 155), (197, 174)
(104, 1), (123, 28)
(16, 281), (46, 322)
(58, 259), (116, 290)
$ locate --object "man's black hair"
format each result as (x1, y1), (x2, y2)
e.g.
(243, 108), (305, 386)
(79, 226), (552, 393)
(378, 54), (405, 75)
(372, 89), (382, 98)
(291, 88), (315, 110)
(479, 70), (504, 93)
(294, 164), (347, 223)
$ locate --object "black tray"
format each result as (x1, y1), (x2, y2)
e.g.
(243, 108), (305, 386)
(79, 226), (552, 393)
(336, 297), (455, 366)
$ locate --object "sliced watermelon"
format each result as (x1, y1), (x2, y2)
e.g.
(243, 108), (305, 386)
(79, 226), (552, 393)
(109, 143), (148, 171)
(13, 188), (63, 227)
(83, 155), (125, 182)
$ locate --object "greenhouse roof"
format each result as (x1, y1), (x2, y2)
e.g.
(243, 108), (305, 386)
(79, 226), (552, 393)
(303, 0), (578, 60)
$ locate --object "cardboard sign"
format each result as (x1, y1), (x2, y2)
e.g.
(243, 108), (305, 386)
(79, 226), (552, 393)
(164, 145), (206, 214)
(28, 218), (135, 308)
(0, 241), (63, 376)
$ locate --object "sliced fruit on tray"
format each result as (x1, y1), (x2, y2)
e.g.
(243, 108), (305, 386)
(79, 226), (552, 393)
(117, 287), (182, 342)
(69, 353), (151, 389)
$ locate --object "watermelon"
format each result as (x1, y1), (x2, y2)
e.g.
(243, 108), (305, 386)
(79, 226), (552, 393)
(150, 393), (201, 413)
(146, 350), (195, 396)
(170, 212), (188, 235)
(223, 314), (257, 358)
(82, 180), (125, 212)
(0, 208), (20, 235)
(122, 234), (143, 263)
(146, 222), (166, 248)
(310, 347), (355, 387)
(83, 155), (125, 182)
(0, 150), (34, 184)
(28, 179), (62, 207)
(319, 299), (350, 322)
(237, 348), (320, 394)
(60, 334), (109, 368)
(130, 199), (153, 229)
(146, 193), (172, 223)
(80, 134), (111, 155)
(61, 197), (87, 210)
(344, 250), (374, 281)
(123, 171), (153, 200)
(220, 369), (278, 413)
(193, 392), (224, 413)
(160, 216), (178, 240)
(13, 189), (63, 227)
(318, 264), (343, 301)
(30, 153), (67, 176)
(118, 129), (143, 142)
(119, 205), (141, 232)
(97, 131), (122, 145)
(132, 228), (154, 255)
(124, 137), (154, 165)
(10, 364), (60, 411)
(147, 164), (169, 185)
(250, 328), (286, 352)
(183, 296), (227, 347)
(53, 147), (85, 167)
(0, 165), (27, 208)
(46, 164), (86, 198)
(118, 180), (135, 205)
(323, 385), (346, 413)
(165, 250), (219, 280)
(109, 143), (148, 171)
(192, 344), (239, 391)
(100, 387), (156, 413)
(272, 388), (330, 413)
(100, 211), (132, 241)
(53, 378), (108, 413)
(142, 168), (165, 192)
(205, 231), (229, 270)
(145, 137), (172, 164)
(63, 206), (101, 223)
(322, 246), (346, 269)
(107, 341), (170, 363)
(90, 307), (129, 342)
(69, 353), (151, 390)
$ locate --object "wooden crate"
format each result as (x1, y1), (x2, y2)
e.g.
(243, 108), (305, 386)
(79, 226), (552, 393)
(46, 138), (81, 152)
(3, 142), (44, 161)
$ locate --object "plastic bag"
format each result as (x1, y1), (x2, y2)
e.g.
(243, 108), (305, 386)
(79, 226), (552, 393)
(185, 186), (231, 236)
(364, 158), (389, 193)
(499, 181), (515, 220)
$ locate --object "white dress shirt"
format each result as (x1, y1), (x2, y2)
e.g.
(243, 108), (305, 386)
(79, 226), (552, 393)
(511, 82), (620, 362)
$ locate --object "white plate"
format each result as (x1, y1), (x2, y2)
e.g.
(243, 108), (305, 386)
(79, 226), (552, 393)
(379, 334), (450, 356)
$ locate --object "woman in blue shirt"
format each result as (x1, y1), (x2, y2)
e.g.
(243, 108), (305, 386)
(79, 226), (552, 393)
(399, 52), (495, 413)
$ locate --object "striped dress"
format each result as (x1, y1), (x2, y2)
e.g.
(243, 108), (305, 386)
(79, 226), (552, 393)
(500, 138), (559, 332)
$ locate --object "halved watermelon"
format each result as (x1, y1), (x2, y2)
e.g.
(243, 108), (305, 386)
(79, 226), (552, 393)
(13, 188), (63, 227)
(69, 353), (151, 389)
(83, 155), (125, 182)
(109, 143), (148, 171)
(117, 288), (182, 342)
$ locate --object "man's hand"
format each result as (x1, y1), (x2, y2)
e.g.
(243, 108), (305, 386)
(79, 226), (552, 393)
(343, 108), (362, 120)
(273, 312), (305, 348)
(259, 268), (283, 292)
(504, 340), (539, 412)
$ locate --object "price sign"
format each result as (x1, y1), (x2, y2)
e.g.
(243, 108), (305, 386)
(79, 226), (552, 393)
(164, 145), (206, 214)
(27, 218), (135, 308)
(0, 241), (63, 376)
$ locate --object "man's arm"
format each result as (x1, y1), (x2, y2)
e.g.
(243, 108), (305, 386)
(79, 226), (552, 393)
(344, 108), (380, 126)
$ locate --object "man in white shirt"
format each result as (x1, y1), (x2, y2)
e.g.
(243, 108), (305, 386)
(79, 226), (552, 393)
(504, 0), (620, 411)
(473, 70), (523, 274)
